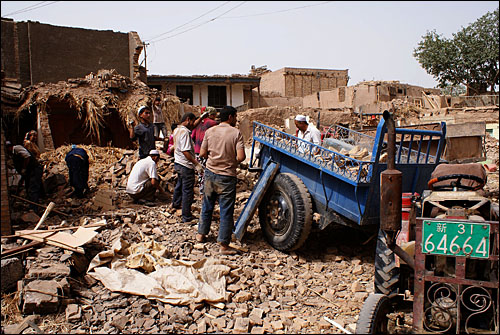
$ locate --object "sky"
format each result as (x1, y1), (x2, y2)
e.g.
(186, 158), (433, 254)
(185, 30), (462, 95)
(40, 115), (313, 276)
(1, 1), (498, 88)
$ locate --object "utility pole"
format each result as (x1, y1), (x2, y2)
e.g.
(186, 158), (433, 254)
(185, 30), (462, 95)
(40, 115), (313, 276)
(144, 42), (149, 81)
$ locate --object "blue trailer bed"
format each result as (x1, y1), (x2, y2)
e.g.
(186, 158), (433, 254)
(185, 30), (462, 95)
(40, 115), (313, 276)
(234, 116), (446, 251)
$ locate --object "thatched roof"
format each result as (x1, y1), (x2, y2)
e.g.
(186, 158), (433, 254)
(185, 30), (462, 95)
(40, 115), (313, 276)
(14, 69), (182, 142)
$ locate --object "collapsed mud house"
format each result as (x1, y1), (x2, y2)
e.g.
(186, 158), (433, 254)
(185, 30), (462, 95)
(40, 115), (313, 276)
(1, 18), (146, 145)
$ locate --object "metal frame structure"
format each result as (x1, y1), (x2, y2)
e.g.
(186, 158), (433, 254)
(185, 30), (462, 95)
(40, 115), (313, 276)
(248, 120), (447, 227)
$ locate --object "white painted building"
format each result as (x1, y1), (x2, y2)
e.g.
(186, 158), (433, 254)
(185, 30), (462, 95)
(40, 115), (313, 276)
(147, 75), (261, 109)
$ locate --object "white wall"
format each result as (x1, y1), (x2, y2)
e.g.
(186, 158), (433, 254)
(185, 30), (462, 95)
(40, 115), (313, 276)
(163, 83), (245, 107)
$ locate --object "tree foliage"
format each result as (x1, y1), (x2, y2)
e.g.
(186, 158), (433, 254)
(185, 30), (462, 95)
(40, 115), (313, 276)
(414, 8), (499, 95)
(440, 83), (466, 97)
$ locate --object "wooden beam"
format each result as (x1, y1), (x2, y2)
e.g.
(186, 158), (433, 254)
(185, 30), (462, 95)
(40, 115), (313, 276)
(11, 195), (69, 217)
(1, 241), (44, 258)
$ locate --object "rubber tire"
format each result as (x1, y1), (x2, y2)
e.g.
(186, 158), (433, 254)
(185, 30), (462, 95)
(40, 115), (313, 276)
(356, 293), (393, 334)
(259, 173), (313, 251)
(374, 228), (400, 298)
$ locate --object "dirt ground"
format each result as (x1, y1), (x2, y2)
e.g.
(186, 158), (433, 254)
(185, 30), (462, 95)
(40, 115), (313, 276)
(1, 121), (499, 334)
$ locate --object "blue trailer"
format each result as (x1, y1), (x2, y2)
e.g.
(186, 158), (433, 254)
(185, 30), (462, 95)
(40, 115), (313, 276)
(234, 116), (447, 251)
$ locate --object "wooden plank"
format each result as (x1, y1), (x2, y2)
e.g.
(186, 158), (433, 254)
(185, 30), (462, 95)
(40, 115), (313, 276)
(15, 226), (99, 254)
(1, 222), (106, 238)
(234, 161), (280, 241)
(1, 241), (44, 258)
(17, 233), (84, 254)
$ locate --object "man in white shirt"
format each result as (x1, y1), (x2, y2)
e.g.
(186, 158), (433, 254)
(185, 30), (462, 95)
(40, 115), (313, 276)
(172, 113), (204, 222)
(126, 150), (167, 204)
(294, 115), (322, 154)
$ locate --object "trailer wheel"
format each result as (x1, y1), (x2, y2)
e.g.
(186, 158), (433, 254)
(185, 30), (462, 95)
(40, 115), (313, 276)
(374, 229), (400, 298)
(356, 293), (393, 334)
(259, 173), (313, 251)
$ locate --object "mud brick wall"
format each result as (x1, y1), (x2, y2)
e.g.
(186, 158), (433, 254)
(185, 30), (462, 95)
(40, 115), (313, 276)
(259, 68), (349, 98)
(1, 19), (133, 87)
(1, 130), (12, 235)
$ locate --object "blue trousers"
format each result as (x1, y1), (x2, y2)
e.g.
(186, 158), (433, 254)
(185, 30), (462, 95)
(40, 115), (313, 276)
(198, 169), (237, 245)
(66, 154), (89, 198)
(173, 163), (195, 222)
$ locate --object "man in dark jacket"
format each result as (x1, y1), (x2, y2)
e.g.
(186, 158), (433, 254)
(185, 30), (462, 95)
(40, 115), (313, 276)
(6, 141), (44, 210)
(129, 106), (157, 160)
(65, 145), (90, 198)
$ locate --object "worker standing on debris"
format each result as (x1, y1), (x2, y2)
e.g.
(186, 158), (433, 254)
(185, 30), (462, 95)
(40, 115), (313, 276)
(65, 144), (90, 198)
(6, 141), (44, 211)
(129, 106), (157, 160)
(172, 112), (204, 223)
(23, 130), (41, 160)
(126, 149), (168, 205)
(152, 96), (168, 140)
(294, 114), (322, 154)
(191, 106), (218, 194)
(196, 106), (246, 255)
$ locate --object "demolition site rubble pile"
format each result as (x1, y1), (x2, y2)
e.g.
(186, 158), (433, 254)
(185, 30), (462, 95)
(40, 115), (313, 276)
(2, 141), (378, 334)
(2, 93), (499, 334)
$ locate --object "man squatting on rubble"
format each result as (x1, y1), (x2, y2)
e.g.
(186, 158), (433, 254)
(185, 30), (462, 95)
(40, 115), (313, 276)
(6, 141), (44, 211)
(126, 149), (168, 204)
(65, 144), (90, 198)
(128, 105), (159, 160)
(196, 106), (246, 255)
(294, 114), (322, 154)
(171, 112), (208, 222)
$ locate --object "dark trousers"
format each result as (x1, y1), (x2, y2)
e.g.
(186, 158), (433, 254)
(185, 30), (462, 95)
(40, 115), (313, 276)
(25, 165), (43, 209)
(66, 155), (89, 198)
(173, 163), (195, 222)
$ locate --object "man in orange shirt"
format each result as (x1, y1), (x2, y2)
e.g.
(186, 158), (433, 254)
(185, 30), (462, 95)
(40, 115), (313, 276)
(196, 106), (246, 255)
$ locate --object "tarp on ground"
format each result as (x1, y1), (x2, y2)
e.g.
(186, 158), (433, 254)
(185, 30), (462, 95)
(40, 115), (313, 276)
(87, 235), (230, 307)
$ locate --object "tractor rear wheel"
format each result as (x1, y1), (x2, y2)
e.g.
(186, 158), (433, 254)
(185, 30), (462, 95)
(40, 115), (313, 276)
(356, 293), (393, 334)
(374, 228), (400, 297)
(259, 173), (313, 251)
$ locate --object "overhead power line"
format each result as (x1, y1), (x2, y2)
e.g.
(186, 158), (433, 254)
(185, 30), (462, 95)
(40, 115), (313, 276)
(220, 1), (333, 19)
(145, 1), (232, 42)
(3, 1), (60, 17)
(149, 1), (247, 43)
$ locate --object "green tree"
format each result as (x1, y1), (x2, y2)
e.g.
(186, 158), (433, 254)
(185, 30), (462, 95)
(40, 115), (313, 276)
(440, 83), (466, 97)
(414, 8), (499, 95)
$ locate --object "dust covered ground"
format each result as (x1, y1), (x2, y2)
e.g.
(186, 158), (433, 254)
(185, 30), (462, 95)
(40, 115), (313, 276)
(2, 118), (498, 334)
(2, 140), (379, 334)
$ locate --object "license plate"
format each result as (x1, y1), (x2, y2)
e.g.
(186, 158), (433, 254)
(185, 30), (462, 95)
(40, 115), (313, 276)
(422, 220), (490, 259)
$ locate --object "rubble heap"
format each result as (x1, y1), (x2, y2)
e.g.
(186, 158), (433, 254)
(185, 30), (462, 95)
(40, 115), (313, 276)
(2, 139), (378, 334)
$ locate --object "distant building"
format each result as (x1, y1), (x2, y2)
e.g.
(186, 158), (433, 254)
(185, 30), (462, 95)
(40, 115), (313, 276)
(258, 67), (349, 97)
(147, 74), (261, 109)
(303, 80), (442, 111)
(1, 18), (143, 88)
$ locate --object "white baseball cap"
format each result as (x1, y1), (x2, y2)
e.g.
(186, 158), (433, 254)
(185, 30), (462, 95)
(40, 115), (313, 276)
(295, 115), (307, 122)
(137, 106), (148, 116)
(149, 149), (160, 156)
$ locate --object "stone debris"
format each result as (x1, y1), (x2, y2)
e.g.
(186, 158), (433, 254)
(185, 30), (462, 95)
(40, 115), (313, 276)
(2, 103), (499, 333)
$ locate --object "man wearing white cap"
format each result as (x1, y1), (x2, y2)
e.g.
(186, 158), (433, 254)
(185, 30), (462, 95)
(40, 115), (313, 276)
(294, 115), (322, 153)
(126, 149), (168, 205)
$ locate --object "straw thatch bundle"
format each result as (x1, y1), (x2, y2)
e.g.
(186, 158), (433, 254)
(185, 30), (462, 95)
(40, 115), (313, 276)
(15, 69), (182, 143)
